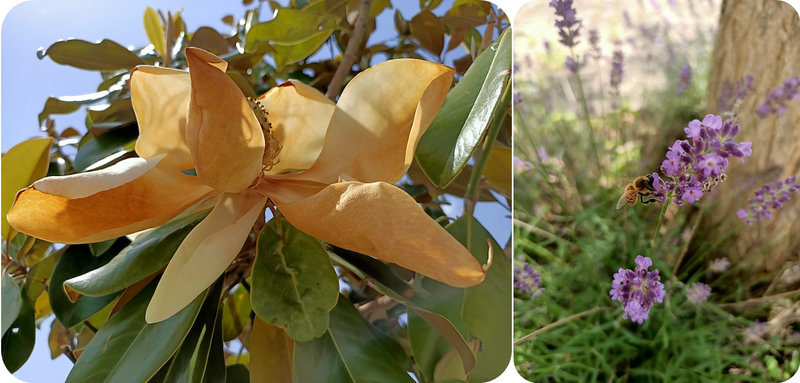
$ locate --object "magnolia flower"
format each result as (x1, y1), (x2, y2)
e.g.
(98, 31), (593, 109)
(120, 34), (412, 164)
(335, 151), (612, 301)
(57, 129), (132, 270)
(8, 47), (485, 323)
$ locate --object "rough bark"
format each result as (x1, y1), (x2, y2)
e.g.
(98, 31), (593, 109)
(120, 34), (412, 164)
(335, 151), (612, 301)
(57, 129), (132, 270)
(703, 0), (800, 270)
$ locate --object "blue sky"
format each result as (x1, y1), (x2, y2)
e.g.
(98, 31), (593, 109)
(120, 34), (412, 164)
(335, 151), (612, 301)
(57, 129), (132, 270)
(0, 1), (512, 382)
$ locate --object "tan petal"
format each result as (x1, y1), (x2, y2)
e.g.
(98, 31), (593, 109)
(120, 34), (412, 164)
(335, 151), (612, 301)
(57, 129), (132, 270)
(145, 190), (266, 323)
(7, 156), (214, 244)
(130, 66), (194, 170)
(277, 181), (485, 287)
(184, 47), (265, 193)
(301, 59), (454, 184)
(258, 80), (334, 174)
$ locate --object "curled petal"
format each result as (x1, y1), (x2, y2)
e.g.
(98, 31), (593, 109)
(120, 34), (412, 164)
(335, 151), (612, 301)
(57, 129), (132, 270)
(130, 66), (194, 170)
(7, 156), (214, 244)
(258, 80), (335, 174)
(185, 47), (265, 193)
(277, 181), (485, 287)
(145, 190), (267, 323)
(301, 59), (454, 184)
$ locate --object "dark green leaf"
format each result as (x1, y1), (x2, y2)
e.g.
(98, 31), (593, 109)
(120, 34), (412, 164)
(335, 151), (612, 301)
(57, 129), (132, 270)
(202, 309), (226, 383)
(66, 279), (208, 383)
(38, 39), (145, 71)
(64, 210), (208, 298)
(225, 365), (250, 383)
(89, 238), (120, 257)
(448, 216), (511, 382)
(1, 289), (35, 373)
(87, 99), (136, 131)
(74, 125), (138, 171)
(251, 218), (339, 342)
(1, 271), (23, 337)
(293, 296), (414, 383)
(415, 28), (511, 187)
(50, 244), (122, 327)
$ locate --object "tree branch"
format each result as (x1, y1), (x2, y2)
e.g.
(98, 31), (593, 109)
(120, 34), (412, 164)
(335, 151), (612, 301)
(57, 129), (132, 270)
(325, 0), (372, 100)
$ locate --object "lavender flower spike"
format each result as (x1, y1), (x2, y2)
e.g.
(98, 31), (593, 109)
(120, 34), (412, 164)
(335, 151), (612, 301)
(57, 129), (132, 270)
(677, 62), (692, 96)
(550, 0), (582, 48)
(756, 76), (800, 118)
(514, 263), (544, 300)
(685, 282), (711, 304)
(609, 255), (666, 324)
(737, 176), (800, 225)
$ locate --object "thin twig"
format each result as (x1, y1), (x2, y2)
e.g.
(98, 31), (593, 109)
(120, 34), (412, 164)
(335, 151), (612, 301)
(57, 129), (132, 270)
(514, 307), (605, 345)
(717, 288), (800, 310)
(325, 0), (372, 100)
(671, 209), (703, 279)
(513, 218), (580, 252)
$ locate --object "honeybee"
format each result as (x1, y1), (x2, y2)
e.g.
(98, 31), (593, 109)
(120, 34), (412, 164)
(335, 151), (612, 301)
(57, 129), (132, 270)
(616, 174), (658, 209)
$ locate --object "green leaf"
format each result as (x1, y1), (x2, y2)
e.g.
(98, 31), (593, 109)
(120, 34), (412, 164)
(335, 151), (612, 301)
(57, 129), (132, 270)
(87, 99), (136, 132)
(221, 284), (251, 341)
(66, 279), (209, 383)
(415, 27), (511, 187)
(38, 39), (145, 71)
(244, 8), (336, 69)
(25, 250), (58, 306)
(410, 10), (445, 56)
(89, 238), (119, 257)
(163, 281), (222, 383)
(448, 216), (511, 382)
(38, 92), (111, 125)
(1, 288), (35, 373)
(73, 125), (138, 171)
(144, 7), (166, 57)
(1, 137), (53, 240)
(225, 364), (250, 383)
(1, 271), (23, 337)
(249, 318), (293, 383)
(202, 309), (226, 383)
(64, 210), (208, 297)
(49, 244), (123, 327)
(251, 218), (339, 341)
(293, 295), (414, 383)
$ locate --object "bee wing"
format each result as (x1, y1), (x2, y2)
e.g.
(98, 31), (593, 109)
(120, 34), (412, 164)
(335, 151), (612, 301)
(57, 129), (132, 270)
(616, 192), (629, 209)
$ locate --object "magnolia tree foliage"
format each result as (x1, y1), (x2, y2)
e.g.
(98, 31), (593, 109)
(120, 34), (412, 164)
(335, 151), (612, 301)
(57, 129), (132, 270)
(0, 1), (512, 382)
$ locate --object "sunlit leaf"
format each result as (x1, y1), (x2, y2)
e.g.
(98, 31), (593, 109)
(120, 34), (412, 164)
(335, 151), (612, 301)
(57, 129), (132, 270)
(189, 27), (233, 55)
(251, 218), (339, 342)
(49, 244), (123, 327)
(34, 291), (52, 320)
(248, 318), (293, 383)
(293, 295), (414, 383)
(144, 7), (166, 57)
(221, 284), (251, 341)
(66, 280), (208, 382)
(1, 137), (53, 240)
(244, 8), (336, 69)
(47, 320), (73, 359)
(38, 93), (110, 125)
(483, 145), (511, 196)
(38, 39), (145, 71)
(64, 210), (208, 298)
(416, 28), (511, 187)
(25, 251), (58, 307)
(410, 10), (445, 57)
(1, 289), (35, 373)
(1, 271), (22, 336)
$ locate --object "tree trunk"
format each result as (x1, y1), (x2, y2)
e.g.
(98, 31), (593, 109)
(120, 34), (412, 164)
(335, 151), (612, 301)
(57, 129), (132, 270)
(703, 0), (800, 271)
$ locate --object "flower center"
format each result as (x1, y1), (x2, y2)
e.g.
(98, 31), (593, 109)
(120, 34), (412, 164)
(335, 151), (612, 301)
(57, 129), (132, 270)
(247, 97), (281, 173)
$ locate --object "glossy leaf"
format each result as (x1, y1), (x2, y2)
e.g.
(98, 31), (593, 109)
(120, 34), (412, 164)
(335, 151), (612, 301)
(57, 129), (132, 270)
(89, 238), (118, 257)
(64, 210), (208, 297)
(1, 271), (22, 336)
(38, 93), (109, 125)
(202, 308), (227, 383)
(38, 39), (145, 71)
(1, 289), (35, 373)
(483, 145), (512, 196)
(144, 7), (166, 57)
(244, 8), (336, 69)
(449, 216), (511, 381)
(293, 296), (413, 383)
(410, 10), (444, 56)
(415, 28), (511, 187)
(251, 218), (339, 342)
(221, 284), (251, 341)
(66, 280), (208, 383)
(73, 125), (138, 171)
(1, 137), (53, 240)
(249, 318), (293, 383)
(50, 244), (122, 328)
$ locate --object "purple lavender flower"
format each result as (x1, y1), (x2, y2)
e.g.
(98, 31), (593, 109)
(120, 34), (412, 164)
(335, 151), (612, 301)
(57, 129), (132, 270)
(708, 257), (731, 273)
(718, 75), (754, 115)
(756, 77), (800, 118)
(513, 91), (523, 105)
(685, 282), (711, 304)
(737, 176), (799, 225)
(747, 320), (768, 338)
(514, 263), (543, 299)
(609, 49), (624, 109)
(677, 62), (692, 96)
(652, 115), (752, 206)
(609, 255), (666, 324)
(565, 56), (583, 73)
(514, 156), (534, 172)
(550, 0), (582, 48)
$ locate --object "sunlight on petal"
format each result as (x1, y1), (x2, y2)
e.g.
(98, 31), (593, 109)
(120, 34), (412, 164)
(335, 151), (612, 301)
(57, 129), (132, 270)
(7, 157), (215, 244)
(130, 66), (194, 170)
(184, 47), (265, 193)
(301, 59), (454, 184)
(33, 156), (160, 198)
(277, 181), (485, 288)
(145, 190), (267, 323)
(258, 80), (334, 174)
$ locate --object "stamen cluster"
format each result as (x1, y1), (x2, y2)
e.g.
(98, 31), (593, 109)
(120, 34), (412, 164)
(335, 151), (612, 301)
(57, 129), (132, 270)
(609, 256), (666, 324)
(651, 114), (752, 206)
(247, 97), (282, 173)
(736, 176), (799, 225)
